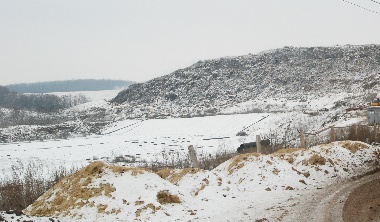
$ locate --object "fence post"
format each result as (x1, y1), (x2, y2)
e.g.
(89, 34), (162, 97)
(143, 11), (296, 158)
(300, 128), (305, 148)
(188, 145), (199, 168)
(374, 123), (377, 143)
(256, 135), (262, 153)
(330, 126), (335, 143)
(355, 125), (358, 141)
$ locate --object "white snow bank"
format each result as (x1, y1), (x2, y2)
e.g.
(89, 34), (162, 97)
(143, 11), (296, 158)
(19, 141), (380, 222)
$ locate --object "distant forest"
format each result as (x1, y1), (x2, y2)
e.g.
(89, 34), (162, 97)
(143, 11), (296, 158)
(0, 85), (89, 114)
(6, 79), (134, 93)
(0, 85), (92, 127)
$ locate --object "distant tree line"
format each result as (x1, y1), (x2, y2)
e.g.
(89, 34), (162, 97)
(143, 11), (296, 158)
(0, 85), (89, 113)
(6, 79), (134, 93)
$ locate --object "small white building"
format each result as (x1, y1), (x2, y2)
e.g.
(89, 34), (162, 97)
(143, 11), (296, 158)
(368, 106), (380, 125)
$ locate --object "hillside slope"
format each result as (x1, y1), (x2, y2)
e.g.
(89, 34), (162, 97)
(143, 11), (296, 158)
(112, 45), (380, 117)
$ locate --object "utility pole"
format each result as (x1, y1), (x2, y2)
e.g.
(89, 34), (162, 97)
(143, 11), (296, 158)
(256, 135), (262, 153)
(300, 128), (305, 148)
(188, 145), (199, 168)
(330, 126), (335, 143)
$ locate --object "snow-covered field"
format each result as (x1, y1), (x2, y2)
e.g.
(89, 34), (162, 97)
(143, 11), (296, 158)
(0, 87), (369, 180)
(49, 89), (121, 101)
(0, 90), (374, 221)
(0, 113), (271, 179)
(0, 108), (367, 181)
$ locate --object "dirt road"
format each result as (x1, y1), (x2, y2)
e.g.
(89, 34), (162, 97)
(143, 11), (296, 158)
(343, 176), (380, 222)
(284, 169), (380, 222)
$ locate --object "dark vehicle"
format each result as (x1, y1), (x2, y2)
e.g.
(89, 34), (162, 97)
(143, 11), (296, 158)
(237, 139), (270, 153)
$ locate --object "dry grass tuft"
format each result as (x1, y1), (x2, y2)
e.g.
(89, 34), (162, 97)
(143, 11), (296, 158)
(217, 177), (223, 186)
(285, 186), (294, 190)
(107, 163), (150, 176)
(339, 141), (368, 153)
(24, 161), (151, 217)
(303, 154), (326, 166)
(97, 204), (108, 213)
(273, 149), (302, 165)
(156, 190), (181, 204)
(291, 167), (302, 175)
(135, 203), (157, 217)
(159, 168), (202, 184)
(135, 200), (145, 206)
(275, 148), (304, 154)
(228, 153), (260, 175)
(83, 161), (104, 175)
(272, 168), (280, 175)
(156, 168), (172, 180)
(195, 184), (207, 196)
(286, 156), (294, 164)
(194, 178), (209, 196)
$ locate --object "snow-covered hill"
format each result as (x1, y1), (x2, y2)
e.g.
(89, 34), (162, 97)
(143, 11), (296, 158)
(1, 141), (377, 221)
(111, 44), (380, 118)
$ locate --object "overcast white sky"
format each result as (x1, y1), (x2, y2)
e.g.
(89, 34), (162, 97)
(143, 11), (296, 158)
(1, 0), (380, 85)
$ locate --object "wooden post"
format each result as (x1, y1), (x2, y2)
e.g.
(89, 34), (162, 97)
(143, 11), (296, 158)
(374, 123), (377, 143)
(300, 128), (305, 148)
(256, 135), (262, 153)
(188, 145), (199, 168)
(355, 125), (358, 141)
(330, 126), (335, 143)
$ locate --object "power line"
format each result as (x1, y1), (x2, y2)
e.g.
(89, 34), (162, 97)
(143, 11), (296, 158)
(342, 0), (380, 14)
(369, 0), (380, 5)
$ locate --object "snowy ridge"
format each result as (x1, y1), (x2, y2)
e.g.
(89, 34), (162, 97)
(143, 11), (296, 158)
(111, 45), (380, 118)
(7, 141), (378, 222)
